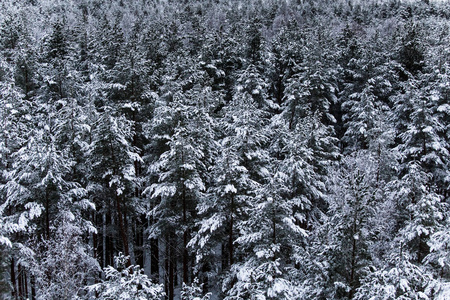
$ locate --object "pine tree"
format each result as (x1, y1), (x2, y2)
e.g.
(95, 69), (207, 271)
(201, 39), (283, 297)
(87, 106), (141, 263)
(266, 18), (305, 107)
(392, 74), (449, 195)
(391, 162), (445, 265)
(85, 253), (164, 300)
(342, 81), (379, 151)
(145, 85), (215, 297)
(357, 162), (447, 299)
(282, 62), (338, 130)
(191, 87), (269, 294)
(181, 278), (211, 300)
(398, 21), (425, 75)
(312, 153), (380, 299)
(30, 195), (99, 300)
(224, 166), (307, 300)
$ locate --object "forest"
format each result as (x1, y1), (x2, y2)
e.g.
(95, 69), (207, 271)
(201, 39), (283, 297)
(0, 0), (449, 299)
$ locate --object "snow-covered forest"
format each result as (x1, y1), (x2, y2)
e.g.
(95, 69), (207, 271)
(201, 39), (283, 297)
(0, 0), (449, 299)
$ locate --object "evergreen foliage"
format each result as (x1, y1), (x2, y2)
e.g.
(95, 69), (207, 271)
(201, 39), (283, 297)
(0, 0), (449, 299)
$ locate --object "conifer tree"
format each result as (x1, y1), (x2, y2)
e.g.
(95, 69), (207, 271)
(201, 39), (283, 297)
(145, 74), (216, 297)
(87, 106), (141, 263)
(311, 153), (380, 299)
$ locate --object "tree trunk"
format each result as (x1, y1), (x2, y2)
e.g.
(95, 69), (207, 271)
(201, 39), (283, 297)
(11, 257), (17, 300)
(136, 216), (145, 268)
(349, 208), (359, 299)
(17, 264), (23, 300)
(31, 275), (36, 300)
(149, 205), (159, 279)
(125, 208), (134, 265)
(24, 271), (28, 300)
(221, 243), (228, 270)
(164, 241), (169, 299)
(229, 195), (234, 266)
(102, 212), (107, 270)
(93, 211), (97, 260)
(109, 139), (130, 265)
(166, 235), (175, 300)
(115, 194), (130, 265)
(182, 186), (189, 284)
(169, 250), (174, 300)
(183, 230), (189, 284)
(272, 216), (277, 262)
(349, 234), (357, 298)
(24, 67), (29, 100)
(150, 237), (159, 279)
(272, 203), (277, 245)
(111, 211), (116, 267)
(45, 189), (50, 239)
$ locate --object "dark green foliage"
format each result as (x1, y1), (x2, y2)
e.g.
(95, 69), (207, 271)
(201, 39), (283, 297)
(0, 12), (23, 52)
(47, 21), (67, 60)
(398, 21), (425, 74)
(0, 247), (9, 298)
(0, 0), (449, 299)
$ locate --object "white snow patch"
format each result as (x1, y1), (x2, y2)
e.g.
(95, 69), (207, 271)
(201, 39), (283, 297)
(224, 184), (237, 194)
(400, 278), (410, 292)
(437, 283), (450, 300)
(0, 236), (12, 247)
(237, 267), (251, 282)
(267, 279), (288, 298)
(437, 104), (450, 112)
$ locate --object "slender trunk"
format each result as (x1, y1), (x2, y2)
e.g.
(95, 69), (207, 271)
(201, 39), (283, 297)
(110, 211), (115, 267)
(376, 143), (381, 185)
(131, 99), (141, 267)
(150, 237), (159, 278)
(93, 211), (97, 260)
(418, 238), (429, 263)
(115, 194), (130, 264)
(164, 240), (169, 299)
(275, 62), (284, 106)
(24, 67), (29, 100)
(180, 146), (189, 284)
(421, 99), (427, 159)
(272, 202), (276, 245)
(149, 204), (159, 279)
(183, 231), (188, 283)
(166, 235), (174, 300)
(58, 67), (64, 99)
(229, 195), (234, 266)
(221, 243), (228, 270)
(124, 207), (134, 264)
(45, 189), (50, 239)
(349, 209), (358, 299)
(11, 257), (17, 300)
(17, 264), (22, 299)
(182, 186), (188, 284)
(272, 217), (276, 245)
(31, 275), (36, 300)
(109, 141), (130, 265)
(168, 246), (174, 300)
(132, 108), (140, 198)
(4, 131), (8, 168)
(102, 212), (107, 270)
(289, 102), (295, 130)
(24, 271), (28, 300)
(272, 216), (277, 262)
(136, 217), (144, 267)
(349, 235), (357, 298)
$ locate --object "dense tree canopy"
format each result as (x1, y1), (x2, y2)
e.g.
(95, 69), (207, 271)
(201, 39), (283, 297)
(0, 0), (449, 299)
